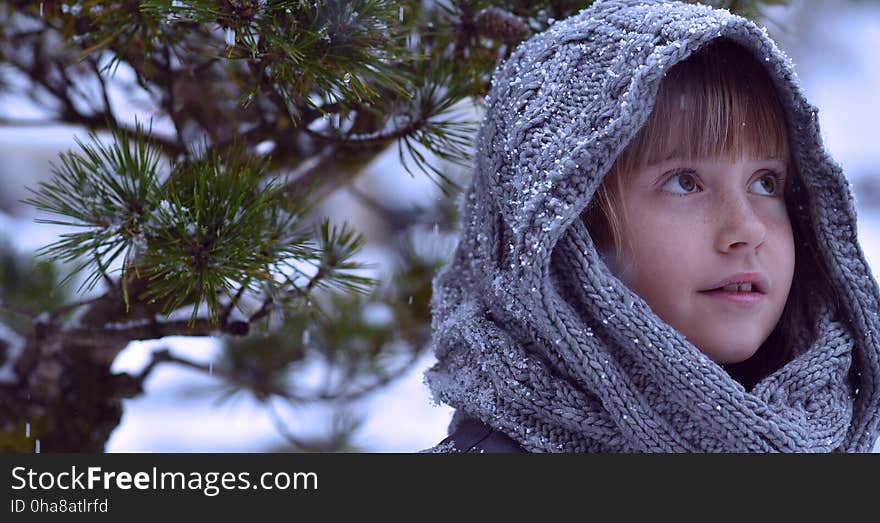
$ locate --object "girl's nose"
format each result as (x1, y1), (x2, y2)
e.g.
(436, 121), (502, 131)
(713, 194), (768, 253)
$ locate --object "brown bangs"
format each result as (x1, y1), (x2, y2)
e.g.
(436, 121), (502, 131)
(612, 38), (791, 177)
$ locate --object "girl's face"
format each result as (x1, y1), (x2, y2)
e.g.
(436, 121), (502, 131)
(606, 153), (795, 364)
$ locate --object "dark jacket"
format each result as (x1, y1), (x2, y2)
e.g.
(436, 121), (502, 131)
(436, 416), (528, 453)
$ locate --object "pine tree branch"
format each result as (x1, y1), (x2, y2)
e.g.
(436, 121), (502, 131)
(0, 298), (33, 322)
(305, 350), (423, 403)
(346, 183), (438, 235)
(283, 144), (347, 203)
(139, 348), (215, 381)
(454, 0), (478, 64)
(65, 315), (248, 348)
(248, 295), (274, 324)
(55, 57), (103, 119)
(89, 56), (116, 125)
(267, 401), (341, 453)
(158, 46), (188, 160)
(94, 253), (116, 294)
(303, 113), (426, 145)
(134, 349), (256, 401)
(220, 283), (249, 326)
(5, 55), (78, 120)
(2, 52), (183, 157)
(49, 295), (106, 319)
(0, 118), (72, 127)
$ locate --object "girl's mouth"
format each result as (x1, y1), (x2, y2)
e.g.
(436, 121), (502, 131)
(699, 288), (764, 306)
(700, 273), (769, 295)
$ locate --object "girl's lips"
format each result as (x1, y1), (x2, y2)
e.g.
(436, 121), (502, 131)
(701, 272), (769, 294)
(699, 289), (765, 306)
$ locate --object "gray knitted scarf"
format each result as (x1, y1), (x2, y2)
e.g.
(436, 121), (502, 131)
(423, 0), (880, 452)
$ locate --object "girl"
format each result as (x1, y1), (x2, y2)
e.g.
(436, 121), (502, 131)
(422, 0), (880, 452)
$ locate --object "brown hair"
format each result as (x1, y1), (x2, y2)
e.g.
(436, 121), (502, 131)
(582, 38), (803, 389)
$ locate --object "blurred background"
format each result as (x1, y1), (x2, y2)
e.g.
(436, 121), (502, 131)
(1, 0), (878, 452)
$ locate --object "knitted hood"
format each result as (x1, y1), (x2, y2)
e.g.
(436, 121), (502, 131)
(424, 0), (880, 452)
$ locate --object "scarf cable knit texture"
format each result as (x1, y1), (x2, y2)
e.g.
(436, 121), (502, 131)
(422, 0), (880, 452)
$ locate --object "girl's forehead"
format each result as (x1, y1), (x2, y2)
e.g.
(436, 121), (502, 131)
(656, 153), (788, 164)
(639, 150), (788, 169)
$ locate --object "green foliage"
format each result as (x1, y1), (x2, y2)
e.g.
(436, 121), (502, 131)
(140, 0), (414, 122)
(0, 240), (69, 328)
(22, 123), (162, 302)
(215, 238), (438, 407)
(311, 219), (375, 295)
(137, 146), (312, 325)
(22, 124), (374, 327)
(396, 54), (478, 188)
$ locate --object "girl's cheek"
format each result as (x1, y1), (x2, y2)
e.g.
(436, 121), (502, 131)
(754, 199), (792, 225)
(624, 197), (700, 237)
(644, 196), (708, 220)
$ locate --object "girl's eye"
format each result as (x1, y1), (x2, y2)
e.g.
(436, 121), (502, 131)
(660, 169), (785, 197)
(660, 169), (699, 195)
(750, 171), (784, 197)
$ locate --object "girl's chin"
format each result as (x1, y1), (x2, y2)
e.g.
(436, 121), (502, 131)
(702, 346), (761, 365)
(688, 334), (763, 364)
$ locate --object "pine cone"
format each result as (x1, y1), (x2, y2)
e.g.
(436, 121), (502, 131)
(475, 7), (530, 43)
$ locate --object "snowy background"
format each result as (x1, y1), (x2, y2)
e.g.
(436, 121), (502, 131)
(1, 0), (879, 452)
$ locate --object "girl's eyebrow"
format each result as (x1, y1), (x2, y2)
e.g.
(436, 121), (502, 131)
(652, 156), (788, 169)
(746, 158), (789, 173)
